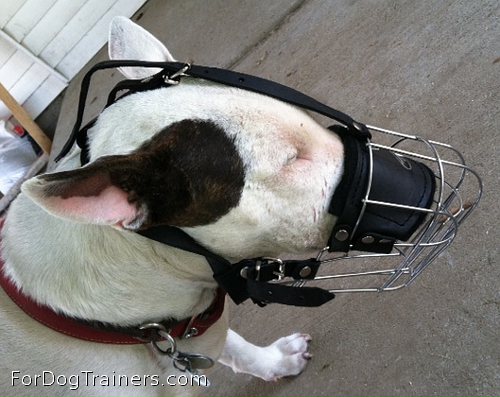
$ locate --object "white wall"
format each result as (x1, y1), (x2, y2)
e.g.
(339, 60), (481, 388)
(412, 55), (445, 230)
(0, 0), (147, 120)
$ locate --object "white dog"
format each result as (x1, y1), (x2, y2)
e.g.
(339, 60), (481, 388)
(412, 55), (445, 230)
(0, 17), (344, 396)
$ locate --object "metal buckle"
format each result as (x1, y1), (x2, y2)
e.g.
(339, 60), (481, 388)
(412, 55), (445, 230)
(263, 257), (285, 281)
(241, 257), (286, 282)
(163, 63), (191, 85)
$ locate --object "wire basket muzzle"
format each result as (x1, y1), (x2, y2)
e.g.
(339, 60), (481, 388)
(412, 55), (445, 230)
(299, 124), (483, 293)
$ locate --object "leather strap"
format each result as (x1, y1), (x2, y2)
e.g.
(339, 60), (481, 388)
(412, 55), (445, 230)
(55, 60), (371, 162)
(177, 63), (370, 139)
(328, 125), (370, 252)
(247, 280), (334, 307)
(140, 226), (334, 307)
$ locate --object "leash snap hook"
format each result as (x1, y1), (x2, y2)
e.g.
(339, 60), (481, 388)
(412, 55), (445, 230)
(139, 322), (214, 374)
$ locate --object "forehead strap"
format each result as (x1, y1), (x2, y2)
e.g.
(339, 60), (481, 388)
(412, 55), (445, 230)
(55, 60), (371, 164)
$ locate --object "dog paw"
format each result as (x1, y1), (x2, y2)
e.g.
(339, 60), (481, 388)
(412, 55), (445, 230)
(259, 333), (312, 381)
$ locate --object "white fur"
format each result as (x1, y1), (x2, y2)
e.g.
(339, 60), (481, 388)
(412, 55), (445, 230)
(0, 17), (344, 395)
(219, 330), (312, 382)
(108, 16), (176, 79)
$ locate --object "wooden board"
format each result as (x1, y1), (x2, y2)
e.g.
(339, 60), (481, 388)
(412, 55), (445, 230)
(22, 0), (87, 56)
(57, 0), (148, 77)
(0, 0), (146, 120)
(0, 0), (28, 29)
(0, 50), (33, 89)
(6, 63), (50, 106)
(22, 74), (66, 119)
(39, 0), (117, 69)
(0, 36), (16, 68)
(0, 82), (51, 153)
(3, 0), (57, 42)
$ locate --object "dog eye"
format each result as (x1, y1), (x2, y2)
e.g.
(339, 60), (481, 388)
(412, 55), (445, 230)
(285, 151), (298, 165)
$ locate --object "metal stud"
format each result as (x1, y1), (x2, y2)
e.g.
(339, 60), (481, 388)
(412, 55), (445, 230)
(299, 266), (312, 278)
(361, 235), (375, 244)
(184, 327), (199, 339)
(335, 229), (349, 242)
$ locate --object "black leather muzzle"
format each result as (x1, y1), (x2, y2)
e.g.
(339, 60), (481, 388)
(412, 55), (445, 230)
(328, 125), (436, 254)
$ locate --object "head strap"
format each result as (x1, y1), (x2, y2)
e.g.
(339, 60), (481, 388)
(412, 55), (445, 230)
(55, 60), (371, 164)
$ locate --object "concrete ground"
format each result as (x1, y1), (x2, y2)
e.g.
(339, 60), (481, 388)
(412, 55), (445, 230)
(47, 0), (499, 395)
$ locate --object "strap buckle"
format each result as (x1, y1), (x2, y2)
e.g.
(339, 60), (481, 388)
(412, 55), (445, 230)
(243, 257), (318, 283)
(264, 257), (285, 281)
(251, 257), (285, 282)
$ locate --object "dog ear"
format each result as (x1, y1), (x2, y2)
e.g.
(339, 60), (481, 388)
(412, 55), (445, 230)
(21, 154), (189, 230)
(22, 156), (146, 229)
(108, 16), (176, 79)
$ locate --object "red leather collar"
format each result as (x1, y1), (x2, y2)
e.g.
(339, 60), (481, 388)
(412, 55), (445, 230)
(0, 217), (225, 344)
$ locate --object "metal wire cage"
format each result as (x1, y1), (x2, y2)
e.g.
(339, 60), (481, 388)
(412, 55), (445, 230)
(288, 124), (483, 293)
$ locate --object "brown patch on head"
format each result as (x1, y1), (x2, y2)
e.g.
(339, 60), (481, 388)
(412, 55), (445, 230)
(120, 119), (246, 227)
(38, 119), (245, 229)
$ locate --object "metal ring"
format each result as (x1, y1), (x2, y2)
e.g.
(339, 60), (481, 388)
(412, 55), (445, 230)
(138, 322), (167, 341)
(152, 330), (177, 356)
(139, 323), (177, 356)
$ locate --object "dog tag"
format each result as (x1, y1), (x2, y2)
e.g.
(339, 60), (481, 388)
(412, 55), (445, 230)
(173, 352), (215, 374)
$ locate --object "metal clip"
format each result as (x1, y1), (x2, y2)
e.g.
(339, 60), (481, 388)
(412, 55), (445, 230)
(164, 63), (191, 85)
(139, 322), (214, 375)
(172, 351), (215, 374)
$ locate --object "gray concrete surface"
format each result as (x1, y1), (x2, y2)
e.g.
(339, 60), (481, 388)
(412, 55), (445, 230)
(49, 0), (499, 395)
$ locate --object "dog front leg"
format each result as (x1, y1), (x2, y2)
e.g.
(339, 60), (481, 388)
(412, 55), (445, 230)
(218, 328), (312, 381)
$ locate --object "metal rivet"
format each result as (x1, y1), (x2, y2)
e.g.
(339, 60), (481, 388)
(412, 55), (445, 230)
(240, 267), (248, 279)
(335, 229), (349, 242)
(361, 235), (375, 244)
(184, 327), (199, 339)
(299, 266), (312, 278)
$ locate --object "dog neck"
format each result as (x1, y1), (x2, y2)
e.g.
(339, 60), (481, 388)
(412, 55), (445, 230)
(1, 193), (217, 326)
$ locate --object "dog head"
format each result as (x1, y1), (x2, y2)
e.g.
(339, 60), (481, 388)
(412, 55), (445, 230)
(22, 17), (344, 260)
